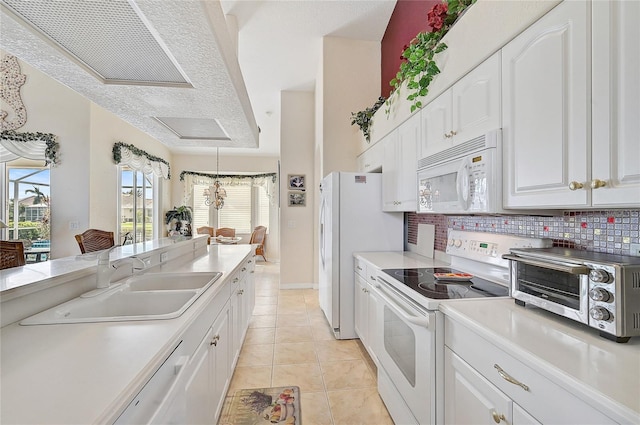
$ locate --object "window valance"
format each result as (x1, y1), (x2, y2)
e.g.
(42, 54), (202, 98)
(180, 170), (278, 206)
(112, 142), (170, 179)
(0, 130), (60, 165)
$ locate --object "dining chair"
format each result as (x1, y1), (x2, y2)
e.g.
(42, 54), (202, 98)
(75, 229), (115, 254)
(249, 226), (267, 261)
(215, 227), (236, 238)
(196, 226), (215, 244)
(0, 240), (26, 269)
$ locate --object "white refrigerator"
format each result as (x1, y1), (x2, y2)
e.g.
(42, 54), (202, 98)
(318, 172), (404, 339)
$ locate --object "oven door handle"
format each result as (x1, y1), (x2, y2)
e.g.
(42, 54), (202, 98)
(375, 283), (431, 329)
(502, 255), (590, 275)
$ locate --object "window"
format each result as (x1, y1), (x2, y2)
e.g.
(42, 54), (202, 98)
(119, 166), (156, 244)
(192, 182), (270, 234)
(2, 163), (51, 263)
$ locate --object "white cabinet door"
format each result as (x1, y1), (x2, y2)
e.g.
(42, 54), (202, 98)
(513, 404), (542, 425)
(452, 52), (501, 145)
(396, 112), (420, 210)
(354, 273), (368, 341)
(502, 1), (590, 208)
(444, 347), (513, 425)
(357, 140), (384, 173)
(591, 0), (640, 207)
(185, 329), (214, 424)
(382, 130), (400, 211)
(420, 52), (501, 160)
(421, 90), (452, 158)
(211, 306), (230, 420)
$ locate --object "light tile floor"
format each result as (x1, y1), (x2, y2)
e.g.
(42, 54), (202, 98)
(220, 262), (394, 425)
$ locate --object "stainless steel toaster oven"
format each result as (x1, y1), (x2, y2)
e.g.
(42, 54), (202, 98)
(503, 247), (640, 343)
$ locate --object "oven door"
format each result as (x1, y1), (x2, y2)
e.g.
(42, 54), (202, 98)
(374, 276), (436, 425)
(505, 254), (590, 324)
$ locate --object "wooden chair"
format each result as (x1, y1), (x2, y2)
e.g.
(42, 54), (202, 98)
(75, 229), (115, 254)
(249, 226), (267, 261)
(1, 240), (26, 269)
(196, 226), (215, 244)
(215, 227), (236, 238)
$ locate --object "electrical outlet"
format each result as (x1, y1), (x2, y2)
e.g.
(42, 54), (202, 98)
(160, 252), (168, 262)
(630, 243), (640, 257)
(69, 221), (79, 230)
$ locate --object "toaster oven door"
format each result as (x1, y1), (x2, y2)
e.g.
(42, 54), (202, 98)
(507, 256), (590, 324)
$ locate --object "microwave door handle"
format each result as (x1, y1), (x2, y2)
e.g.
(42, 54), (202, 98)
(502, 254), (590, 275)
(456, 161), (471, 211)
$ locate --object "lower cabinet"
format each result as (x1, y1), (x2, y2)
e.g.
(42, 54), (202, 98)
(353, 258), (380, 364)
(185, 304), (230, 423)
(444, 316), (617, 425)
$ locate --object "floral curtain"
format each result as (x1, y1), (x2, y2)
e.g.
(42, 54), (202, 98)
(180, 170), (278, 206)
(112, 142), (170, 179)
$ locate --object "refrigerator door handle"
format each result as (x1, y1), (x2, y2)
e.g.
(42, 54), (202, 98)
(319, 198), (326, 268)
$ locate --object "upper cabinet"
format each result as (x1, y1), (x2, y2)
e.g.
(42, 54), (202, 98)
(383, 112), (420, 211)
(420, 52), (501, 159)
(503, 0), (639, 209)
(357, 140), (384, 173)
(591, 0), (640, 207)
(502, 0), (590, 208)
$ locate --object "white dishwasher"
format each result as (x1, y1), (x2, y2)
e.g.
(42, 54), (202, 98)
(114, 341), (190, 424)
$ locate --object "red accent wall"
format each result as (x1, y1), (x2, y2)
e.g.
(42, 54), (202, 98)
(381, 0), (440, 98)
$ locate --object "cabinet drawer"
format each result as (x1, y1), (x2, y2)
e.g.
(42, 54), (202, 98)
(444, 316), (615, 424)
(354, 257), (368, 279)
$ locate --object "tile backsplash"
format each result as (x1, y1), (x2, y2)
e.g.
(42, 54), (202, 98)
(408, 210), (640, 256)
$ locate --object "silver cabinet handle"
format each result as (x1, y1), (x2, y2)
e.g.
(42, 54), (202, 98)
(494, 364), (529, 391)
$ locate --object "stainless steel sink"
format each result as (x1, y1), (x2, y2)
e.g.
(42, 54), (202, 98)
(20, 272), (223, 325)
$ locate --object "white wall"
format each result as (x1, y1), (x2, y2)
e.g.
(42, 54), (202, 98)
(319, 37), (381, 176)
(280, 91), (315, 286)
(2, 53), (173, 258)
(171, 153), (281, 262)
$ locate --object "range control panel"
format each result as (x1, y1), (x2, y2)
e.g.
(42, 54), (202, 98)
(446, 230), (553, 268)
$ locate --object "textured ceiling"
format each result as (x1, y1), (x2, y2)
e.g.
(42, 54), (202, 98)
(0, 0), (395, 157)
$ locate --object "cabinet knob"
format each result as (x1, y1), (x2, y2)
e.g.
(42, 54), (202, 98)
(210, 335), (220, 346)
(444, 132), (452, 138)
(450, 130), (457, 136)
(590, 179), (607, 189)
(568, 181), (584, 191)
(491, 410), (506, 424)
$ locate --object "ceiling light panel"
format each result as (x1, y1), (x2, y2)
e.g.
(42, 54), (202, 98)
(1, 0), (191, 86)
(154, 117), (231, 141)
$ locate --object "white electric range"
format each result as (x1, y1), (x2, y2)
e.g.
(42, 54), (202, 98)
(373, 230), (552, 425)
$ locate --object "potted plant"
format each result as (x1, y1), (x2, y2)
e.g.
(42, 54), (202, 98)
(165, 205), (193, 236)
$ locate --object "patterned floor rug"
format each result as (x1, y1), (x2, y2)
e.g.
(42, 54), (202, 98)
(218, 386), (301, 425)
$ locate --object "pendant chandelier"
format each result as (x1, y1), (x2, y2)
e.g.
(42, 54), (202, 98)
(203, 147), (227, 209)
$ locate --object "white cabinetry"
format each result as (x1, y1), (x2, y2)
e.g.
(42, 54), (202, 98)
(503, 1), (591, 208)
(444, 315), (616, 424)
(382, 112), (419, 211)
(420, 52), (501, 159)
(230, 257), (255, 368)
(357, 140), (384, 173)
(591, 0), (640, 207)
(185, 303), (230, 423)
(354, 257), (380, 365)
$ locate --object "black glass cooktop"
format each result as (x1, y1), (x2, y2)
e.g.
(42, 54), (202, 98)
(381, 267), (509, 300)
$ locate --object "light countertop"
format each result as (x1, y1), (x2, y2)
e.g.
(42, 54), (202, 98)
(0, 244), (251, 425)
(0, 236), (209, 297)
(441, 299), (640, 423)
(354, 250), (449, 269)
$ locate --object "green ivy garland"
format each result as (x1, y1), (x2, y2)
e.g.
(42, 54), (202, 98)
(180, 170), (277, 183)
(390, 0), (476, 113)
(350, 96), (386, 143)
(112, 141), (171, 179)
(0, 130), (60, 165)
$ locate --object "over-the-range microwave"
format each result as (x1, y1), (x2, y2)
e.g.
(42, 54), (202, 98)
(417, 129), (505, 214)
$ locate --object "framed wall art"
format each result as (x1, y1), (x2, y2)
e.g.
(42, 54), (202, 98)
(288, 174), (305, 190)
(288, 191), (306, 207)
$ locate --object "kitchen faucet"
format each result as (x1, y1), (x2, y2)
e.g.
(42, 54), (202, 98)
(95, 246), (146, 289)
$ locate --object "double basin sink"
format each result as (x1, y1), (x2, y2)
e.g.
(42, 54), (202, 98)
(20, 272), (223, 325)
